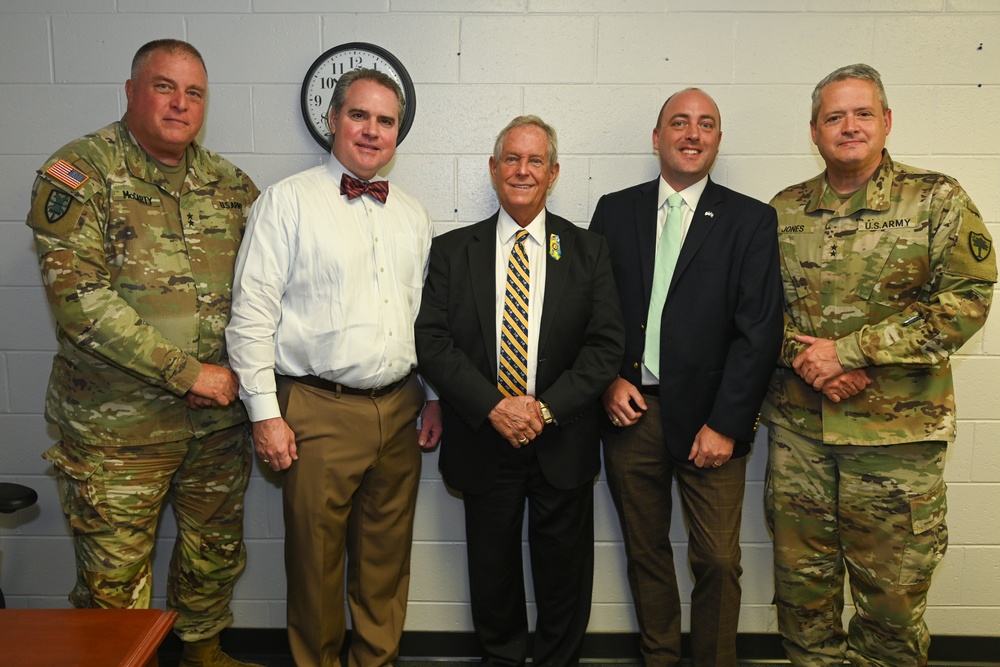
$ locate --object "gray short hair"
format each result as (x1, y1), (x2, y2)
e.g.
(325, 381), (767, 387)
(811, 63), (888, 123)
(492, 115), (558, 167)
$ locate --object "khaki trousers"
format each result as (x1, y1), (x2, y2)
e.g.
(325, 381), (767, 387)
(278, 375), (424, 667)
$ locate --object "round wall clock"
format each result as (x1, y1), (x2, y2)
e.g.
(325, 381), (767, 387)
(300, 42), (416, 151)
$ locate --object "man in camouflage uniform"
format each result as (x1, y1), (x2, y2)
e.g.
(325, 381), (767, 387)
(764, 63), (996, 666)
(26, 39), (261, 667)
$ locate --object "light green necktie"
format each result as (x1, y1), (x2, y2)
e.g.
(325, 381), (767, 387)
(644, 192), (683, 380)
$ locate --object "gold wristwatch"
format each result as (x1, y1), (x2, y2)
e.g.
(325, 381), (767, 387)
(537, 400), (555, 425)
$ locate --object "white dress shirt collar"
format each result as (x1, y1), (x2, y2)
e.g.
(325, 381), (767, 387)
(497, 206), (547, 247)
(657, 173), (709, 213)
(324, 155), (389, 186)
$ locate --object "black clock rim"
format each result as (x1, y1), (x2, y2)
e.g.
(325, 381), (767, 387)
(300, 42), (417, 151)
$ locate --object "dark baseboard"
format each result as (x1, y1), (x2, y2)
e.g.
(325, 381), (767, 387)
(929, 635), (1000, 664)
(161, 629), (1000, 665)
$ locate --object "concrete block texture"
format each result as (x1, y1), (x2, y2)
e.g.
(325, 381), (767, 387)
(0, 2), (996, 641)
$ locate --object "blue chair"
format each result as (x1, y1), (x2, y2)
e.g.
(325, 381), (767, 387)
(0, 483), (38, 609)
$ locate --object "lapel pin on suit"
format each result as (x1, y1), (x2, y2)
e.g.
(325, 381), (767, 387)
(704, 211), (715, 218)
(549, 233), (562, 260)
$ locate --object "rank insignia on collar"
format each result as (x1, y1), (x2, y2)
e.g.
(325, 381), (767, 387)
(970, 232), (992, 262)
(45, 189), (72, 223)
(549, 233), (562, 260)
(46, 159), (89, 189)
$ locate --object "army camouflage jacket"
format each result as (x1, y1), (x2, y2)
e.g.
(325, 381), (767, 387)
(27, 118), (259, 445)
(763, 151), (996, 446)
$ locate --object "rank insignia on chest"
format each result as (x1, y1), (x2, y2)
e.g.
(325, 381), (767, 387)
(970, 232), (992, 262)
(45, 189), (72, 223)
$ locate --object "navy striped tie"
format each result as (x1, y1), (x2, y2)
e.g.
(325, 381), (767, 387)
(498, 230), (530, 396)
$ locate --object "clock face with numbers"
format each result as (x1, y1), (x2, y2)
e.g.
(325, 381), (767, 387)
(300, 42), (416, 151)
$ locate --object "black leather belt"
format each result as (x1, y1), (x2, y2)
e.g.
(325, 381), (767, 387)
(279, 372), (411, 398)
(640, 384), (660, 396)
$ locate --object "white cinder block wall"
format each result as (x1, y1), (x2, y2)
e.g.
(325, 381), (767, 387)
(1, 0), (998, 640)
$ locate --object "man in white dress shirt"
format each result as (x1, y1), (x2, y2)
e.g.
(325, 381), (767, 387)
(226, 68), (442, 667)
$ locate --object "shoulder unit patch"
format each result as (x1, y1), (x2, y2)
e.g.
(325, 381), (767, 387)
(970, 232), (992, 262)
(45, 189), (72, 223)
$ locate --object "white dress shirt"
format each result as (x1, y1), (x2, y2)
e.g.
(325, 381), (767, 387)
(226, 156), (433, 422)
(494, 208), (548, 396)
(641, 174), (709, 385)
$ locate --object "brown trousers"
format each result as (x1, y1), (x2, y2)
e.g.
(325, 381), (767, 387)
(278, 375), (424, 667)
(603, 396), (747, 667)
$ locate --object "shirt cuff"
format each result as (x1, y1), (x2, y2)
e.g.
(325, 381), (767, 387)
(167, 356), (202, 396)
(419, 374), (439, 401)
(242, 392), (282, 422)
(835, 334), (868, 371)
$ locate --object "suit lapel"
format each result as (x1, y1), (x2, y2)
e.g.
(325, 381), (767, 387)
(538, 213), (574, 354)
(636, 179), (659, 307)
(670, 177), (722, 293)
(468, 216), (499, 374)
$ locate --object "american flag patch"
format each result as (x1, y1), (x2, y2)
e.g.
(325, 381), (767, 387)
(46, 159), (89, 190)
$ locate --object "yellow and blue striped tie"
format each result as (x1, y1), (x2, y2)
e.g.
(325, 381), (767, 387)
(498, 230), (530, 396)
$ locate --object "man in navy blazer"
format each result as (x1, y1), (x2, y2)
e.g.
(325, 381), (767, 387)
(589, 89), (782, 667)
(416, 116), (623, 667)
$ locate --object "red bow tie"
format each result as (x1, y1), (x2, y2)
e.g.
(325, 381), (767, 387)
(341, 173), (389, 204)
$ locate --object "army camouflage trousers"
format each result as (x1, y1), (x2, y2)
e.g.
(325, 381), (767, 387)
(44, 423), (251, 641)
(765, 424), (948, 667)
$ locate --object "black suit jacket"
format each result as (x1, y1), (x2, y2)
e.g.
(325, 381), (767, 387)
(589, 177), (782, 461)
(415, 211), (624, 493)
